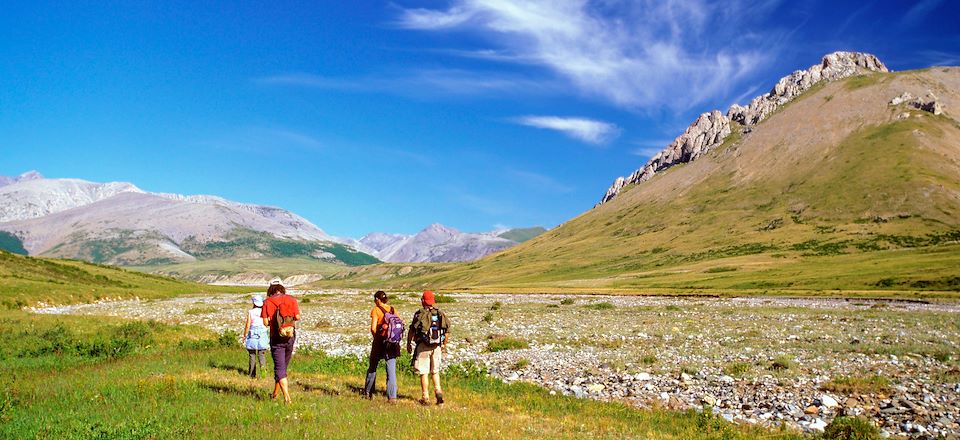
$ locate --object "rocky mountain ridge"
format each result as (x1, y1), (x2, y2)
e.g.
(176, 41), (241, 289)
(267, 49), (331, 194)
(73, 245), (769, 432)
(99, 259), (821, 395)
(599, 51), (889, 205)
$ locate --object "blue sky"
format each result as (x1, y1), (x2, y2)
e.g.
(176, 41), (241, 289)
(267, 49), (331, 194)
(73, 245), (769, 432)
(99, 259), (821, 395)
(1, 1), (958, 238)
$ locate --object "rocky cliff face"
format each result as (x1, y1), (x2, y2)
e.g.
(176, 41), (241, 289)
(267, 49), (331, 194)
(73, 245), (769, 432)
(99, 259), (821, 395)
(598, 51), (889, 206)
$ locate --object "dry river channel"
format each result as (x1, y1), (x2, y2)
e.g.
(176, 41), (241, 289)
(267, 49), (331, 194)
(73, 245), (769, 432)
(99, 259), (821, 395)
(35, 291), (960, 439)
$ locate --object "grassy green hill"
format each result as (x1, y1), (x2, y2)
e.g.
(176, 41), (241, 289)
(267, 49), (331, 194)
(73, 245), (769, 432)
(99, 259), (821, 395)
(498, 226), (548, 243)
(129, 257), (350, 283)
(178, 228), (379, 266)
(0, 231), (27, 255)
(309, 68), (960, 296)
(0, 250), (243, 308)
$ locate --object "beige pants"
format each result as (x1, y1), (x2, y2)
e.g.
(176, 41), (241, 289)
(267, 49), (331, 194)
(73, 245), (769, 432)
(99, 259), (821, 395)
(412, 343), (442, 375)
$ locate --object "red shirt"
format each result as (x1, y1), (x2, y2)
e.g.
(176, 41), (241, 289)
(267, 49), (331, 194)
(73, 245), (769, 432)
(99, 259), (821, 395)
(261, 294), (300, 339)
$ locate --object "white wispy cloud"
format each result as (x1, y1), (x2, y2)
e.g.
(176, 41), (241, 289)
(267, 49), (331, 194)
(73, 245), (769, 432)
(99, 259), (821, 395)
(396, 0), (779, 110)
(514, 116), (620, 145)
(901, 0), (945, 28)
(255, 69), (559, 98)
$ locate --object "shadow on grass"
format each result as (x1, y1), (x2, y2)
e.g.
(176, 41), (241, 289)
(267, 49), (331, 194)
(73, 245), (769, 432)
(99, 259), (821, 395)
(298, 381), (343, 396)
(197, 380), (266, 400)
(208, 360), (248, 376)
(344, 383), (420, 402)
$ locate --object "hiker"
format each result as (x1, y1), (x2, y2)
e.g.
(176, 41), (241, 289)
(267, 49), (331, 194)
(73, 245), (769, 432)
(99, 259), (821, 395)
(363, 290), (403, 402)
(406, 290), (450, 406)
(242, 295), (270, 378)
(261, 279), (300, 404)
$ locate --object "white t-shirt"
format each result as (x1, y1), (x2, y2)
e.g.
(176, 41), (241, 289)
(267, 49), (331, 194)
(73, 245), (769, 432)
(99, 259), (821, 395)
(249, 308), (266, 329)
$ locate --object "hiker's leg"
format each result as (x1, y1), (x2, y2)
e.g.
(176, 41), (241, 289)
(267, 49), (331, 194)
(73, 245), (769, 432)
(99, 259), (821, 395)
(385, 357), (397, 400)
(279, 377), (291, 403)
(431, 347), (443, 395)
(281, 339), (294, 402)
(431, 372), (443, 395)
(258, 350), (267, 377)
(419, 374), (430, 400)
(247, 349), (257, 377)
(270, 342), (287, 398)
(363, 341), (382, 397)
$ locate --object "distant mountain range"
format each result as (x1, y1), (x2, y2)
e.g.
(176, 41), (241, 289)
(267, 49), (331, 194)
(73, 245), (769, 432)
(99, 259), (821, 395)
(0, 172), (544, 268)
(358, 224), (546, 263)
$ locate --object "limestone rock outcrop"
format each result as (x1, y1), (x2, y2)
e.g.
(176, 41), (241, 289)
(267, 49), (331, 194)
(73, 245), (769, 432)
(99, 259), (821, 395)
(728, 52), (887, 126)
(598, 110), (730, 204)
(890, 91), (944, 115)
(597, 51), (889, 206)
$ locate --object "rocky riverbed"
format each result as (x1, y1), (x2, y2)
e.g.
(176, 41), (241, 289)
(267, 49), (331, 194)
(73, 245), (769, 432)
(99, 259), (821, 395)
(35, 291), (960, 438)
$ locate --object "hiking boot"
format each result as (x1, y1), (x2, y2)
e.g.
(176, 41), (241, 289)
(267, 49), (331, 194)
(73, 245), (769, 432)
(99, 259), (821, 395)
(387, 398), (397, 405)
(418, 398), (431, 406)
(436, 392), (445, 405)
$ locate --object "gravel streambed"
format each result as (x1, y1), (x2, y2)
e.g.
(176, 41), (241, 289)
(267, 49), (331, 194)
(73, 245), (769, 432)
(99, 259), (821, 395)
(35, 291), (960, 438)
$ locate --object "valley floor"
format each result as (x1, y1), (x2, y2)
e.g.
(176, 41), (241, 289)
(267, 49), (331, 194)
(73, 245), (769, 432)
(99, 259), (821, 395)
(38, 290), (960, 438)
(3, 310), (791, 440)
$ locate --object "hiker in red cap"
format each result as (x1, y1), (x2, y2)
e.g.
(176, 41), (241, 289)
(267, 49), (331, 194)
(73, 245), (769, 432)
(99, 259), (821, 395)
(406, 290), (451, 405)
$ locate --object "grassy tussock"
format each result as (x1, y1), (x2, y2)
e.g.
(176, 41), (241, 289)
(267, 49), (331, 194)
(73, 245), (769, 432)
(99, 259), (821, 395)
(821, 375), (891, 395)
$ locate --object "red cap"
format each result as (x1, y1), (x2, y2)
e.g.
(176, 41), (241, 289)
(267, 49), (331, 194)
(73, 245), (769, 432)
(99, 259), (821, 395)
(422, 290), (435, 306)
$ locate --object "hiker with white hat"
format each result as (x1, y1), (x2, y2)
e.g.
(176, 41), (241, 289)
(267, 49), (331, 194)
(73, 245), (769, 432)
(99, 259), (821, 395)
(242, 295), (270, 378)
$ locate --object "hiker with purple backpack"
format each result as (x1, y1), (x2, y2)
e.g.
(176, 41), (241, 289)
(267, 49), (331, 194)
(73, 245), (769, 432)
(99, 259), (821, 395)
(363, 290), (404, 403)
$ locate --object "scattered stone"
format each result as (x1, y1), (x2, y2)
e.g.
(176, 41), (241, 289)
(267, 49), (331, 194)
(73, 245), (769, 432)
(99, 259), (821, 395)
(809, 419), (828, 432)
(806, 405), (820, 415)
(821, 394), (839, 409)
(586, 383), (605, 393)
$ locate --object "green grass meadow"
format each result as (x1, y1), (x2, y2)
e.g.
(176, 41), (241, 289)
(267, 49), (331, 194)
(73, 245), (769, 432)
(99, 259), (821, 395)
(0, 311), (802, 439)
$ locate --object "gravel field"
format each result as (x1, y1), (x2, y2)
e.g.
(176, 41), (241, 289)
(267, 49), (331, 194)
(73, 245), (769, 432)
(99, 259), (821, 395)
(36, 291), (960, 438)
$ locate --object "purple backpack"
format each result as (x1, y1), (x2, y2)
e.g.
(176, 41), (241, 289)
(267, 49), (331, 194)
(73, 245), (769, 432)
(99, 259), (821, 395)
(378, 304), (405, 344)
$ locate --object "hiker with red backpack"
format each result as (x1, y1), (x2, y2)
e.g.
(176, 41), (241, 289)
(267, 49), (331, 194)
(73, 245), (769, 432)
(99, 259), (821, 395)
(363, 290), (403, 403)
(261, 279), (300, 404)
(406, 290), (450, 406)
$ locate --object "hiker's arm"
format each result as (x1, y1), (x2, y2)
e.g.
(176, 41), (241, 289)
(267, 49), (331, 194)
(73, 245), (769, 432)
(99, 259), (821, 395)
(370, 310), (378, 336)
(261, 303), (271, 327)
(406, 319), (414, 352)
(243, 315), (251, 341)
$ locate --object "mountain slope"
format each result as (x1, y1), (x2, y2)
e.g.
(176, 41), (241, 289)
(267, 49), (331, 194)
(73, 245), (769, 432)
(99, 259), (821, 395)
(312, 61), (960, 293)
